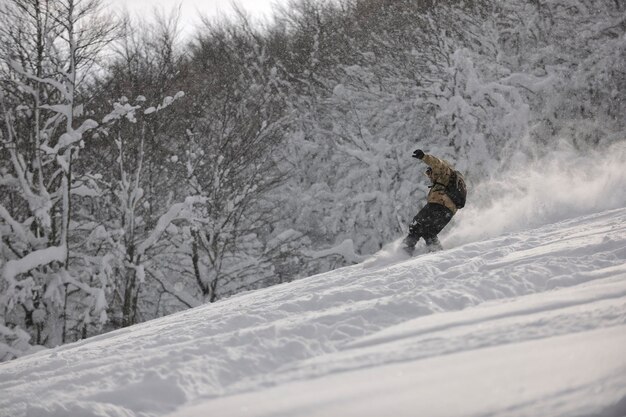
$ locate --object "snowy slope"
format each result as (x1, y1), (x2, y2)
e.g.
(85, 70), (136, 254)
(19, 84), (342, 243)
(1, 208), (625, 417)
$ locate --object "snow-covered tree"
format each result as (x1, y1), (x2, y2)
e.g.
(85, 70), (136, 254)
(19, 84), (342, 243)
(87, 92), (213, 327)
(0, 0), (118, 358)
(185, 14), (305, 300)
(495, 0), (625, 150)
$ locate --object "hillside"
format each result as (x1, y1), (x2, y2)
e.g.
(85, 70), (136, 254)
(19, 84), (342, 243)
(2, 0), (624, 353)
(1, 207), (625, 417)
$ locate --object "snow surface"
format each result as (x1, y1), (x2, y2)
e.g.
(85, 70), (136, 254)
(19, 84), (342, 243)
(1, 208), (625, 417)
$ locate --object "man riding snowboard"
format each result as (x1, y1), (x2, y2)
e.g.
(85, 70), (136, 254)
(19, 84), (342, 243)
(403, 149), (464, 255)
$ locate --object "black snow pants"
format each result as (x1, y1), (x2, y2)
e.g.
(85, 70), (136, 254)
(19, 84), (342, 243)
(404, 203), (453, 249)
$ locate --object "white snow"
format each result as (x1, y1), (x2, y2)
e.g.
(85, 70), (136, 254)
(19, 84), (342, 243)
(2, 245), (67, 285)
(1, 208), (625, 417)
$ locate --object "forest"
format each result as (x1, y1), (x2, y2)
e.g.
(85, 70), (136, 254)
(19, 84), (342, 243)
(1, 0), (624, 360)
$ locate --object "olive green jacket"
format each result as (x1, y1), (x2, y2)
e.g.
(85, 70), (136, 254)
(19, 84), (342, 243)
(422, 154), (458, 215)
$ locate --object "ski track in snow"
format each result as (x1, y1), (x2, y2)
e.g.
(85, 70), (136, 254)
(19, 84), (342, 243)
(1, 208), (625, 417)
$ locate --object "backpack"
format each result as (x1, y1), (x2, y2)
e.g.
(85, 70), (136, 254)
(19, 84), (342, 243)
(446, 170), (467, 209)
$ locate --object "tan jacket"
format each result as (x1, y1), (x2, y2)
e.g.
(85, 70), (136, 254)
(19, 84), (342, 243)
(422, 154), (458, 215)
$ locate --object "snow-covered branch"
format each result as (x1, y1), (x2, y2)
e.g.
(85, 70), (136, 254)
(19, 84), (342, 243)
(9, 61), (73, 102)
(136, 196), (207, 258)
(2, 245), (67, 285)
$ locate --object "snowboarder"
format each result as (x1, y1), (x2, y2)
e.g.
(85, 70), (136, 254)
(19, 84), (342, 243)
(403, 149), (461, 255)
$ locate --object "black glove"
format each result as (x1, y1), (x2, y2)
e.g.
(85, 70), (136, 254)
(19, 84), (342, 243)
(412, 149), (425, 159)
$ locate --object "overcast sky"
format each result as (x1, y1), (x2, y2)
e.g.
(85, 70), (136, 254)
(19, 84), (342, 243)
(105, 0), (286, 37)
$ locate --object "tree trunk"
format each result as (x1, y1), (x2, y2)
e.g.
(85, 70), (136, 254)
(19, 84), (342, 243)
(192, 230), (210, 297)
(122, 270), (136, 327)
